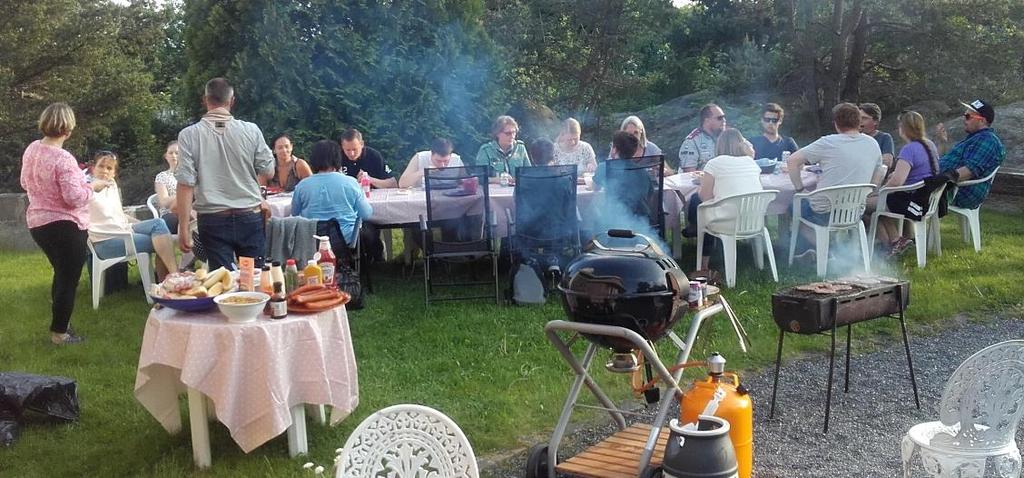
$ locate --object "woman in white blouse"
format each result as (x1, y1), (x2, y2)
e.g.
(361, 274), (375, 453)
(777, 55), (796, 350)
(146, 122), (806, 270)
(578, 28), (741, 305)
(683, 128), (763, 270)
(90, 151), (178, 279)
(553, 118), (597, 173)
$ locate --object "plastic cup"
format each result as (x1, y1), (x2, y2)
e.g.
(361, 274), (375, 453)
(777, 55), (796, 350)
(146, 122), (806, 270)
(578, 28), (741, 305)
(461, 177), (479, 194)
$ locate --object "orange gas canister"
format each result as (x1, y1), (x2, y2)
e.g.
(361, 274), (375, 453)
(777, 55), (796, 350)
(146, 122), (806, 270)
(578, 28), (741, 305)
(679, 353), (754, 478)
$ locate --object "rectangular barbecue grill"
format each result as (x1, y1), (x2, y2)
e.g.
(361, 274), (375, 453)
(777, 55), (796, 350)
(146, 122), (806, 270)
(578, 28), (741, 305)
(768, 277), (920, 432)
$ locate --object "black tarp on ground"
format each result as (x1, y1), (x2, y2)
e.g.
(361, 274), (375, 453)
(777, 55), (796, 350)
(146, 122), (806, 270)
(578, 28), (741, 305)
(0, 372), (80, 446)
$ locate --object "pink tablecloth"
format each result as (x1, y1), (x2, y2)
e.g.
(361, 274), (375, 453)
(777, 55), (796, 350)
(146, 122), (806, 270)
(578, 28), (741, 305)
(134, 306), (359, 453)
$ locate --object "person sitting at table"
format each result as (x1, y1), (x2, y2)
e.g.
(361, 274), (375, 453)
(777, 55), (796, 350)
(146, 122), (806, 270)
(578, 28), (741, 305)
(787, 102), (885, 257)
(865, 111), (940, 256)
(749, 103), (799, 161)
(475, 115), (531, 179)
(859, 103), (895, 170)
(398, 137), (464, 188)
(339, 128), (394, 262)
(260, 134), (311, 192)
(682, 129), (763, 270)
(291, 140), (373, 259)
(678, 104), (727, 173)
(611, 115), (662, 160)
(528, 138), (556, 167)
(339, 128), (397, 189)
(88, 151), (179, 281)
(553, 118), (596, 172)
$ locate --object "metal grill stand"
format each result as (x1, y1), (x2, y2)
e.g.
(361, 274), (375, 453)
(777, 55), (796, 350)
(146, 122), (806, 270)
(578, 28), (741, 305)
(531, 303), (725, 478)
(768, 282), (920, 432)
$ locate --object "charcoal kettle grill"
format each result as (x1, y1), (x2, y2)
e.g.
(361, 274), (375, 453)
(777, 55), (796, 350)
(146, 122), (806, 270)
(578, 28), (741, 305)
(526, 230), (750, 478)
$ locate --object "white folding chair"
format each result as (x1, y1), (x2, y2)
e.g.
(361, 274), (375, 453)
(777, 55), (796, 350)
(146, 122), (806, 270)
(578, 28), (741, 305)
(86, 231), (155, 309)
(696, 190), (779, 287)
(789, 184), (875, 277)
(943, 167), (1000, 253)
(901, 340), (1024, 477)
(868, 181), (948, 267)
(336, 404), (478, 478)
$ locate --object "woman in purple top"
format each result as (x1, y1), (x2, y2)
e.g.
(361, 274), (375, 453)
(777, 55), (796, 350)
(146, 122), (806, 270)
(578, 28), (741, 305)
(869, 111), (939, 253)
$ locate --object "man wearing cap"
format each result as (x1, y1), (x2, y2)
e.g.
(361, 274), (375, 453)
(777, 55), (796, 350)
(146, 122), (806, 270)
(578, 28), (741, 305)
(175, 77), (274, 270)
(678, 103), (726, 172)
(937, 99), (1005, 209)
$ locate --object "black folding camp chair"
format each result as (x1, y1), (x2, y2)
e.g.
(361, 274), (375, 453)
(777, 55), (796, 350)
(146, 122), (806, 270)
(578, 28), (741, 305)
(419, 165), (499, 305)
(603, 154), (666, 236)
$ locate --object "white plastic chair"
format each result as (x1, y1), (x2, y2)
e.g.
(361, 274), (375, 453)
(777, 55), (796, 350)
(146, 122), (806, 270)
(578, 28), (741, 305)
(788, 184), (875, 277)
(696, 190), (779, 287)
(86, 231), (155, 309)
(943, 167), (1000, 253)
(336, 404), (479, 478)
(901, 340), (1024, 477)
(868, 181), (948, 267)
(146, 193), (160, 219)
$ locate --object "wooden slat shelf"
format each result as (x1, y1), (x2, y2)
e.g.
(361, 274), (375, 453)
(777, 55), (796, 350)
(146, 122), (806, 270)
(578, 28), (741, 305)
(556, 424), (670, 478)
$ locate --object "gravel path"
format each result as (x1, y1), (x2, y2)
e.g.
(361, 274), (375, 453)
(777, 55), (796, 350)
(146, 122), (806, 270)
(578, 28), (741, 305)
(480, 314), (1024, 477)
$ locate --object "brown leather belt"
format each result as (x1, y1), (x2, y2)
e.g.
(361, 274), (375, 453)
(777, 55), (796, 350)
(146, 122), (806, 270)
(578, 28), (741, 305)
(199, 206), (262, 217)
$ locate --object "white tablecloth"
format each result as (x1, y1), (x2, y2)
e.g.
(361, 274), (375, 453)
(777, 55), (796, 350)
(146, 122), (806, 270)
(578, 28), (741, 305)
(268, 185), (597, 236)
(134, 306), (359, 453)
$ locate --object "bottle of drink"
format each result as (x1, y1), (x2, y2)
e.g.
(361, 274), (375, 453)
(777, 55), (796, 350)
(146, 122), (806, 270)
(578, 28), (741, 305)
(270, 282), (288, 319)
(303, 259), (323, 286)
(284, 259), (299, 294)
(360, 174), (371, 198)
(313, 235), (336, 287)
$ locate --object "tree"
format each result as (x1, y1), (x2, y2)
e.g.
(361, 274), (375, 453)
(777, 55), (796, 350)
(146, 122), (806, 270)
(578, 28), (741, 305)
(0, 0), (168, 198)
(180, 0), (503, 168)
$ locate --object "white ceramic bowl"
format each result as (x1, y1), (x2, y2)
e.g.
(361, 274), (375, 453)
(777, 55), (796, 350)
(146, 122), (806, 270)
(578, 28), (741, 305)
(214, 292), (270, 323)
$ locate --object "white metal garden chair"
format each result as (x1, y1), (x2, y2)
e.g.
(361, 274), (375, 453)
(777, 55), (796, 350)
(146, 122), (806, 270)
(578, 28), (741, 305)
(788, 184), (875, 277)
(336, 404), (479, 478)
(86, 231), (155, 309)
(942, 167), (1000, 253)
(901, 340), (1024, 477)
(696, 190), (779, 287)
(867, 180), (948, 267)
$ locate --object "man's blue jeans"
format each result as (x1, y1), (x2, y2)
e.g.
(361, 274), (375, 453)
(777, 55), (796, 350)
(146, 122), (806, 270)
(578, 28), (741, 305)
(197, 211), (266, 270)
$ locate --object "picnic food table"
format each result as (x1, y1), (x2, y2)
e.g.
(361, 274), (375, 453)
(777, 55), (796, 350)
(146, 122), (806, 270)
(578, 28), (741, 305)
(133, 305), (358, 468)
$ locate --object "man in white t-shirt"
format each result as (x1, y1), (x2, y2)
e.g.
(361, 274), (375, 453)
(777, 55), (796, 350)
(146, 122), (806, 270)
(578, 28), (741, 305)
(786, 102), (884, 254)
(398, 137), (464, 189)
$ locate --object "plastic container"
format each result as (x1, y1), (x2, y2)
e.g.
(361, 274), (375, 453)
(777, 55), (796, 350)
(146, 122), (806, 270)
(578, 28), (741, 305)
(260, 264), (274, 295)
(284, 259), (299, 294)
(680, 370), (753, 478)
(314, 235), (336, 287)
(303, 260), (323, 286)
(360, 175), (371, 198)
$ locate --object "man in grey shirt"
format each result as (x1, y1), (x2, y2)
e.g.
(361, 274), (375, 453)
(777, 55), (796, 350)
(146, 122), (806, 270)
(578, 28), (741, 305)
(787, 102), (884, 255)
(175, 77), (274, 269)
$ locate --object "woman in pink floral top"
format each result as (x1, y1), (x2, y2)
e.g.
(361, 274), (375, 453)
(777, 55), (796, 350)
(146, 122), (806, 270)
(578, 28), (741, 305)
(20, 103), (108, 345)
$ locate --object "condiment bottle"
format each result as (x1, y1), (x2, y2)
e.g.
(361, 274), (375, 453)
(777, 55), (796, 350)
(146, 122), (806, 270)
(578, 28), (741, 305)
(284, 259), (299, 294)
(270, 261), (285, 289)
(270, 282), (288, 319)
(303, 259), (323, 286)
(260, 264), (274, 295)
(314, 235), (336, 287)
(360, 174), (371, 198)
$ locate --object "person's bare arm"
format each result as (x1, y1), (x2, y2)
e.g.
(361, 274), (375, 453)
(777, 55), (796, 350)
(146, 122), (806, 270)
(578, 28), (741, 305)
(698, 173), (715, 201)
(155, 182), (174, 210)
(176, 184), (194, 252)
(398, 155), (423, 188)
(787, 150), (807, 191)
(884, 160), (912, 188)
(295, 158), (313, 180)
(956, 166), (974, 181)
(371, 175), (398, 189)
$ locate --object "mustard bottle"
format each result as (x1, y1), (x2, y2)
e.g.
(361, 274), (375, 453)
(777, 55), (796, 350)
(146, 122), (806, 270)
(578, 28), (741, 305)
(303, 259), (323, 286)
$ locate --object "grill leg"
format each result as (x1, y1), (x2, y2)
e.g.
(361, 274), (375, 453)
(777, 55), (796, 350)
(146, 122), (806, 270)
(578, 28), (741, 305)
(898, 312), (921, 409)
(769, 330), (785, 419)
(844, 324), (852, 393)
(824, 326), (837, 433)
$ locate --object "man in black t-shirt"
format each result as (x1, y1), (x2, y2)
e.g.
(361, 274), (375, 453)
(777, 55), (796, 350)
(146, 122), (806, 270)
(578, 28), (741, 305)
(338, 128), (395, 262)
(339, 128), (397, 189)
(749, 102), (799, 161)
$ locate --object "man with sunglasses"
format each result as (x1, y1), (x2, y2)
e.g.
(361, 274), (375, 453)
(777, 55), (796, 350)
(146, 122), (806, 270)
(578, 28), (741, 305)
(678, 103), (726, 172)
(750, 103), (799, 161)
(936, 99), (1005, 209)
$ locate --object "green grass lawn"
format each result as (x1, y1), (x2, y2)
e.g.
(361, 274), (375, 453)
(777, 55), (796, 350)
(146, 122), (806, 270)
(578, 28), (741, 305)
(2, 205), (1023, 477)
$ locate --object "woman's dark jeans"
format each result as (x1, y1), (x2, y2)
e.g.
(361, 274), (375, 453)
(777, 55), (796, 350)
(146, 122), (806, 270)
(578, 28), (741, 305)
(30, 221), (88, 334)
